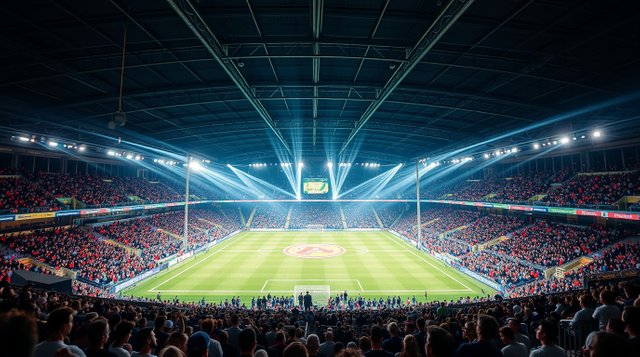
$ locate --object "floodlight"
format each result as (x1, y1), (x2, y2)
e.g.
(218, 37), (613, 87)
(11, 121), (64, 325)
(495, 150), (501, 156)
(135, 155), (142, 160)
(188, 160), (203, 171)
(580, 135), (586, 139)
(512, 147), (518, 153)
(226, 164), (232, 168)
(327, 162), (333, 168)
(533, 143), (540, 149)
(560, 137), (569, 144)
(298, 162), (304, 168)
(107, 150), (116, 156)
(126, 154), (134, 160)
(484, 153), (490, 159)
(593, 130), (601, 138)
(48, 141), (58, 147)
(573, 136), (577, 141)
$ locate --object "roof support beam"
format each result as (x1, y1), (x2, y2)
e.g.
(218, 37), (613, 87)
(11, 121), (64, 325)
(165, 0), (292, 156)
(311, 0), (323, 147)
(338, 0), (475, 156)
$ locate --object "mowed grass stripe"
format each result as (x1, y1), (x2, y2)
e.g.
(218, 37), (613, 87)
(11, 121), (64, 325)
(126, 231), (496, 302)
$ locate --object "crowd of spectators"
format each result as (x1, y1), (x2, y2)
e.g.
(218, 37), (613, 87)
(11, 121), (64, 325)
(94, 218), (183, 261)
(510, 241), (640, 298)
(251, 206), (289, 228)
(489, 172), (552, 203)
(375, 205), (405, 227)
(543, 171), (640, 208)
(289, 204), (343, 229)
(0, 174), (62, 213)
(1, 271), (638, 357)
(343, 205), (379, 228)
(490, 221), (623, 268)
(0, 171), (190, 213)
(447, 215), (528, 246)
(0, 227), (153, 285)
(457, 252), (541, 287)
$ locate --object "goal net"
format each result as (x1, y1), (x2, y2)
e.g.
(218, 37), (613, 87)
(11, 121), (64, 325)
(306, 224), (324, 231)
(294, 285), (330, 308)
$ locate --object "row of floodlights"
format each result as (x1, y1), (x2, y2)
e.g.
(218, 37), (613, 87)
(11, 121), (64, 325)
(13, 135), (87, 151)
(250, 162), (381, 168)
(532, 131), (600, 150)
(107, 150), (144, 161)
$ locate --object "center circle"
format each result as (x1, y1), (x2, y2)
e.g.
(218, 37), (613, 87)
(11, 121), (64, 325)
(283, 243), (346, 259)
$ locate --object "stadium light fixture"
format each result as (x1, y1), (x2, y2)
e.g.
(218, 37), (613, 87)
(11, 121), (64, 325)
(495, 150), (501, 156)
(298, 162), (304, 168)
(483, 153), (490, 159)
(533, 143), (540, 149)
(48, 140), (58, 147)
(593, 130), (601, 138)
(327, 162), (333, 168)
(107, 150), (116, 156)
(188, 160), (203, 171)
(560, 137), (569, 144)
(17, 136), (30, 142)
(512, 147), (518, 153)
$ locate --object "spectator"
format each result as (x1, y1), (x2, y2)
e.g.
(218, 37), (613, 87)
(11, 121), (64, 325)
(425, 326), (454, 357)
(187, 331), (210, 357)
(35, 306), (87, 357)
(529, 320), (565, 357)
(453, 314), (501, 357)
(498, 326), (527, 357)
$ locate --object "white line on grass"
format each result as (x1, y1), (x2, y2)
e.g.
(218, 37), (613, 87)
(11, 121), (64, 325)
(383, 233), (473, 292)
(356, 280), (364, 292)
(152, 289), (470, 294)
(149, 235), (245, 292)
(261, 280), (269, 292)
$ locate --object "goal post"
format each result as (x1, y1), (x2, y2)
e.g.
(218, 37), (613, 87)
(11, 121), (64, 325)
(294, 285), (330, 308)
(306, 224), (324, 231)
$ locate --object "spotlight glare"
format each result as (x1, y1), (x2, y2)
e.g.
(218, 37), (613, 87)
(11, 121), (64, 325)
(126, 154), (134, 160)
(495, 150), (501, 156)
(483, 153), (490, 159)
(593, 130), (601, 138)
(298, 162), (304, 168)
(512, 147), (518, 153)
(560, 137), (569, 144)
(581, 135), (586, 139)
(533, 143), (540, 149)
(17, 136), (30, 142)
(107, 150), (116, 156)
(48, 141), (58, 147)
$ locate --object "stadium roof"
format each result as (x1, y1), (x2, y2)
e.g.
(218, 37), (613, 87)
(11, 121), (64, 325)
(1, 0), (639, 164)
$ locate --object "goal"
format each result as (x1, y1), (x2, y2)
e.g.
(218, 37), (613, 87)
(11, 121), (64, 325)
(306, 224), (325, 231)
(294, 285), (331, 308)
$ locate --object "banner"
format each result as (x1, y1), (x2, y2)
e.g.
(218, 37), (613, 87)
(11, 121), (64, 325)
(14, 212), (56, 220)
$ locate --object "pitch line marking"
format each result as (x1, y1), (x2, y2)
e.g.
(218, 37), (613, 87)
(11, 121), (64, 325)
(356, 280), (364, 292)
(383, 233), (473, 292)
(148, 233), (245, 292)
(261, 280), (269, 292)
(151, 289), (471, 294)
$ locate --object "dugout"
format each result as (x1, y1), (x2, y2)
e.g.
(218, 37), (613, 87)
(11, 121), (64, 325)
(10, 270), (72, 295)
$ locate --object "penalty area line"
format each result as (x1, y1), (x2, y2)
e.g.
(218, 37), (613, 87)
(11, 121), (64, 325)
(383, 234), (473, 292)
(148, 234), (247, 292)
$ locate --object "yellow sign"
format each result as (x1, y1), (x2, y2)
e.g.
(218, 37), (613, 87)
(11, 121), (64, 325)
(14, 212), (56, 221)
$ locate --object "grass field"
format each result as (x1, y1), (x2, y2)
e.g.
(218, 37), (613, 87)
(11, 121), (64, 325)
(125, 231), (496, 304)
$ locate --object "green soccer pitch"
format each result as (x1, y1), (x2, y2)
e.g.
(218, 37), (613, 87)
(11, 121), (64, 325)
(124, 231), (497, 304)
